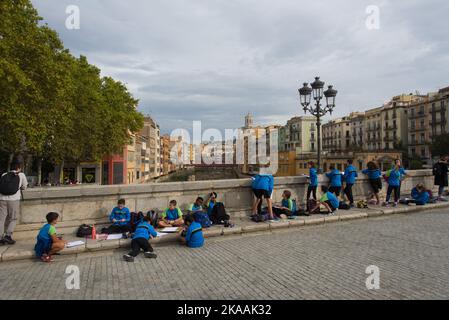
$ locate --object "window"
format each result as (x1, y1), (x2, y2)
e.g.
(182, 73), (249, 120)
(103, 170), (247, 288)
(421, 148), (426, 158)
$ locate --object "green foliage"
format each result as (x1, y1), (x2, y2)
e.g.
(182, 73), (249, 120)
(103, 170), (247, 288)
(409, 159), (423, 170)
(0, 0), (144, 170)
(430, 133), (449, 158)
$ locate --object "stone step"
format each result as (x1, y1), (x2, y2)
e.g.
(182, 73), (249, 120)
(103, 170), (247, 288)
(2, 202), (448, 263)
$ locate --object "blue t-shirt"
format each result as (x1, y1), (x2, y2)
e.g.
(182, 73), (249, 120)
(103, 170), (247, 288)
(185, 221), (204, 248)
(326, 169), (342, 187)
(321, 191), (340, 209)
(344, 165), (358, 184)
(206, 201), (215, 216)
(110, 207), (131, 226)
(132, 221), (157, 241)
(362, 169), (381, 179)
(251, 174), (274, 195)
(163, 208), (183, 221)
(386, 169), (401, 187)
(309, 168), (318, 187)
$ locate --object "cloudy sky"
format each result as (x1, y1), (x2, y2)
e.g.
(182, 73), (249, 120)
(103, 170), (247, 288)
(32, 0), (449, 135)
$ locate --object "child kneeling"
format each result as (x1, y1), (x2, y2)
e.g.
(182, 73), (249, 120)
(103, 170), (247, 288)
(123, 215), (158, 262)
(34, 212), (66, 263)
(181, 214), (204, 248)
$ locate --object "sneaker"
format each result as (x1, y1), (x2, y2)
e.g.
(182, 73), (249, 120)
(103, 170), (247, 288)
(393, 202), (398, 207)
(350, 203), (355, 208)
(3, 235), (16, 245)
(382, 202), (389, 207)
(123, 254), (134, 262)
(144, 252), (157, 259)
(40, 254), (54, 263)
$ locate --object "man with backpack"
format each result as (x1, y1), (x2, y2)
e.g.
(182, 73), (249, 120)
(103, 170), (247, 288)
(0, 158), (28, 245)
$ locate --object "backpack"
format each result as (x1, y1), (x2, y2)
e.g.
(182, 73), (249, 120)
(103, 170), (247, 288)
(356, 200), (368, 209)
(338, 202), (351, 210)
(193, 211), (212, 228)
(130, 211), (144, 232)
(76, 224), (93, 238)
(210, 202), (230, 224)
(307, 199), (319, 214)
(251, 213), (269, 222)
(146, 210), (159, 228)
(0, 172), (21, 196)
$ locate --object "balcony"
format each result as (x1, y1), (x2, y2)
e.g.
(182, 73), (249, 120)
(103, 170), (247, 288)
(384, 124), (397, 131)
(430, 119), (447, 126)
(409, 111), (425, 119)
(383, 137), (395, 142)
(409, 140), (427, 146)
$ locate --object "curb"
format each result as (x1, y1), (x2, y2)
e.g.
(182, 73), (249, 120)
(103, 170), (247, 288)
(1, 202), (448, 263)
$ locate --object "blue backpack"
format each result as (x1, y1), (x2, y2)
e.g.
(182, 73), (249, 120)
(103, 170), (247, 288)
(193, 211), (212, 228)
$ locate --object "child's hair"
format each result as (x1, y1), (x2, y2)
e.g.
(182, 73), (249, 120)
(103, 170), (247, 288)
(210, 192), (217, 198)
(329, 165), (335, 170)
(308, 161), (315, 168)
(367, 161), (378, 170)
(118, 199), (126, 205)
(321, 185), (329, 193)
(283, 190), (292, 199)
(143, 215), (152, 223)
(347, 159), (353, 164)
(196, 197), (204, 202)
(169, 200), (177, 206)
(416, 183), (425, 190)
(46, 212), (59, 224)
(184, 214), (194, 224)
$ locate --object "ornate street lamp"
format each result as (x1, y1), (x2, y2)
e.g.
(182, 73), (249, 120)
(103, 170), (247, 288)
(298, 77), (338, 172)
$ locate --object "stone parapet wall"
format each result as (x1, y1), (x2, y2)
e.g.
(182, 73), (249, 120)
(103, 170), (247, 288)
(19, 170), (436, 225)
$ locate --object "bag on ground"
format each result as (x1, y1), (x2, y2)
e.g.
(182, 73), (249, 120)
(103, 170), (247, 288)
(210, 202), (230, 224)
(338, 202), (351, 210)
(76, 224), (93, 238)
(251, 213), (269, 222)
(130, 211), (144, 232)
(193, 211), (212, 228)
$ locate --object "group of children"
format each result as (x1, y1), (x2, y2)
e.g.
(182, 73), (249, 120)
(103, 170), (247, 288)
(35, 159), (434, 262)
(35, 197), (209, 263)
(251, 158), (434, 218)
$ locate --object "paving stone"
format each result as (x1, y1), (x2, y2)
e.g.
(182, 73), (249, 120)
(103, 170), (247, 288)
(288, 219), (305, 228)
(304, 217), (325, 225)
(222, 226), (242, 235)
(339, 213), (368, 221)
(324, 215), (340, 223)
(203, 228), (223, 238)
(241, 224), (270, 233)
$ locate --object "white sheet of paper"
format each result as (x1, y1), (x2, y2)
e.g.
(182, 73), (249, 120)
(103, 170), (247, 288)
(156, 232), (169, 237)
(161, 227), (179, 233)
(106, 233), (123, 240)
(66, 240), (85, 248)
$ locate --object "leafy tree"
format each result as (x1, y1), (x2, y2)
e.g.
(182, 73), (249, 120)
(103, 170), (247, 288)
(430, 133), (449, 158)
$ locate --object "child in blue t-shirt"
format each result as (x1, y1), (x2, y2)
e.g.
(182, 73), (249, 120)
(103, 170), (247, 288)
(181, 214), (204, 248)
(34, 212), (66, 263)
(123, 215), (158, 262)
(306, 161), (318, 202)
(106, 198), (131, 235)
(383, 163), (402, 207)
(159, 200), (184, 227)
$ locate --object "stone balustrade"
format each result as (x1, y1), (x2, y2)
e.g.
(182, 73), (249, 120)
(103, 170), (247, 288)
(19, 169), (436, 225)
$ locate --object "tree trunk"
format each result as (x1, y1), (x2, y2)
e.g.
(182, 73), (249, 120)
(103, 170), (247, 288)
(7, 153), (14, 171)
(37, 158), (42, 186)
(59, 160), (65, 184)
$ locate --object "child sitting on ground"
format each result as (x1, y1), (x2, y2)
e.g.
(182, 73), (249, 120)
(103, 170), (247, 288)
(187, 197), (205, 213)
(34, 212), (66, 263)
(311, 186), (340, 215)
(181, 214), (204, 248)
(105, 198), (131, 235)
(123, 215), (158, 262)
(405, 183), (430, 205)
(159, 200), (184, 228)
(273, 190), (299, 217)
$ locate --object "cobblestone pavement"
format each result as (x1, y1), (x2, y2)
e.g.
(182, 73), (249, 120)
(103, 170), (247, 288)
(0, 209), (448, 300)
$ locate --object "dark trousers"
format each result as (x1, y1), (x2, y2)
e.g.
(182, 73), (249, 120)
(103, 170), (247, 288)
(307, 186), (317, 200)
(129, 238), (153, 257)
(386, 185), (400, 203)
(329, 186), (341, 197)
(344, 184), (354, 204)
(105, 224), (131, 234)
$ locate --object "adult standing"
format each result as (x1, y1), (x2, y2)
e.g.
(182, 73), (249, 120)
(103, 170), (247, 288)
(0, 157), (28, 245)
(433, 156), (449, 200)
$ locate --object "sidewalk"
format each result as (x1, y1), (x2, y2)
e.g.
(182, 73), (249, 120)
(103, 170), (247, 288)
(1, 201), (448, 263)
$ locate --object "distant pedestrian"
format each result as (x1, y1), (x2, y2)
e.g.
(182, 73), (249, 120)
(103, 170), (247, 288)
(382, 162), (402, 207)
(0, 157), (28, 245)
(362, 161), (382, 205)
(343, 159), (358, 207)
(433, 155), (449, 200)
(393, 159), (408, 199)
